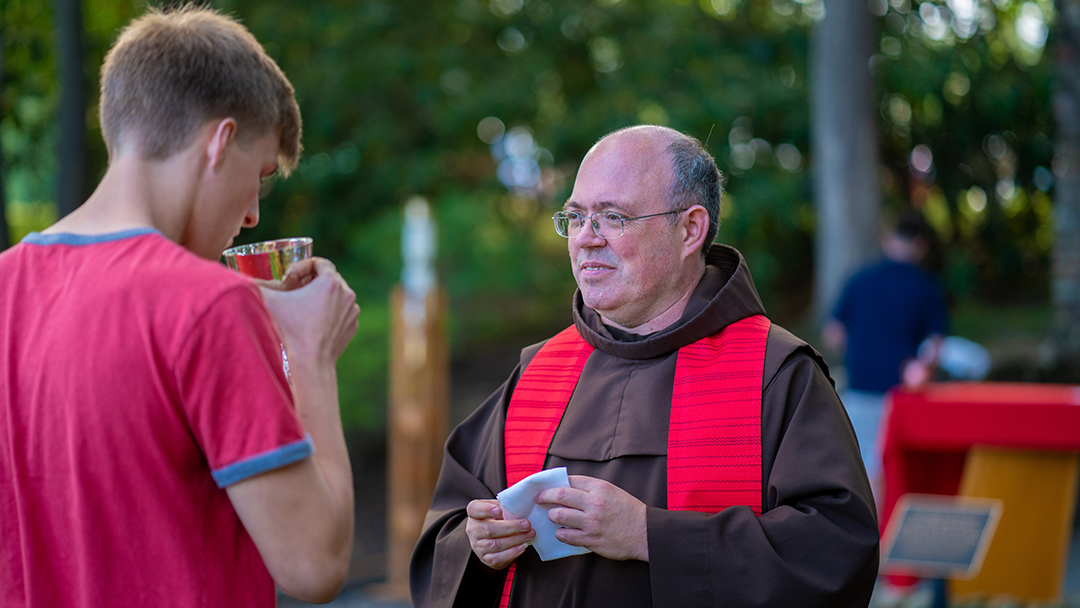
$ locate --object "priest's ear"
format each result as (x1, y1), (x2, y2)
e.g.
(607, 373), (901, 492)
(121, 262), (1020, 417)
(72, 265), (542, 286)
(680, 205), (710, 259)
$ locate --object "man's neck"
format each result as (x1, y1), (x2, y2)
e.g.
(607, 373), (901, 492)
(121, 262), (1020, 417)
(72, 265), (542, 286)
(601, 266), (705, 336)
(44, 153), (196, 243)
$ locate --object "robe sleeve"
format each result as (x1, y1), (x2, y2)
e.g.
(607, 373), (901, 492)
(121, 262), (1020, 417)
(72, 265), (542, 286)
(410, 370), (521, 608)
(645, 350), (880, 608)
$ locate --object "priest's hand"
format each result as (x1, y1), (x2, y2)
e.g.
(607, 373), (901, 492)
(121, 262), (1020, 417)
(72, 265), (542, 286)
(536, 475), (649, 562)
(465, 500), (536, 570)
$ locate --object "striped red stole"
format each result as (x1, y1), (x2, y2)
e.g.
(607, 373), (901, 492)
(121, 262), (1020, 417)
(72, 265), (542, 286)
(498, 315), (770, 607)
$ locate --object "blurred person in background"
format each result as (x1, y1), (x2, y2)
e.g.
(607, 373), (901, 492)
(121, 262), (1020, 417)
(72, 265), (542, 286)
(0, 6), (359, 606)
(823, 211), (948, 491)
(411, 125), (879, 608)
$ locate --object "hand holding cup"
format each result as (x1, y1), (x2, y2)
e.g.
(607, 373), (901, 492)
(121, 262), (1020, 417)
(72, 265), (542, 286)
(258, 258), (360, 367)
(222, 237), (358, 371)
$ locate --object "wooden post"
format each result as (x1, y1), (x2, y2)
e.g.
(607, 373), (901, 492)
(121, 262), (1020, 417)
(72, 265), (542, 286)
(374, 198), (449, 599)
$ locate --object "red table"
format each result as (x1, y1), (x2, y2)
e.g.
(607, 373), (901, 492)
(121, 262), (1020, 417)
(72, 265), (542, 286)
(880, 382), (1080, 594)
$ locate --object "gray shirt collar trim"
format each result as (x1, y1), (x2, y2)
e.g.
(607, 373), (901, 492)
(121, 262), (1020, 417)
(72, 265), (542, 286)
(21, 228), (160, 246)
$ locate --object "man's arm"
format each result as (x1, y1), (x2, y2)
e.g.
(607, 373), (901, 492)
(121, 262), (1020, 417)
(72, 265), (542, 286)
(821, 318), (847, 355)
(226, 258), (359, 603)
(902, 333), (944, 386)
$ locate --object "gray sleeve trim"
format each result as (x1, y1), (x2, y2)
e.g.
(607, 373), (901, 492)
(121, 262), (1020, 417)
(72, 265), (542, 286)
(211, 434), (314, 488)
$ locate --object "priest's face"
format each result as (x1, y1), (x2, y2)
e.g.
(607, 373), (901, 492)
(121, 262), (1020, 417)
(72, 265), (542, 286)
(566, 129), (690, 330)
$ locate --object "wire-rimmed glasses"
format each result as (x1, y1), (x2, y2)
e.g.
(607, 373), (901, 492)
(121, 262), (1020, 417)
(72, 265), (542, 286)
(552, 209), (688, 239)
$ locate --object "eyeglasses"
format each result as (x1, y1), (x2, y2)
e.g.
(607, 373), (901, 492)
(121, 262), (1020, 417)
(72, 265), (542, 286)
(552, 209), (688, 239)
(259, 174), (277, 200)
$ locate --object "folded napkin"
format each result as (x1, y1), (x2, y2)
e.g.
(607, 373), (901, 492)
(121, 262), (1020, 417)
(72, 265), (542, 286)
(496, 467), (593, 561)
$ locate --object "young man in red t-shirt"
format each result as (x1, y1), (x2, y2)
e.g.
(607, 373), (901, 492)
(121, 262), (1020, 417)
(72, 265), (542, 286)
(0, 6), (359, 606)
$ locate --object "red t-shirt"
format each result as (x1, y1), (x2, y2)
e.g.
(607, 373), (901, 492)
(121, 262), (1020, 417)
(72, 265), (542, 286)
(0, 229), (312, 607)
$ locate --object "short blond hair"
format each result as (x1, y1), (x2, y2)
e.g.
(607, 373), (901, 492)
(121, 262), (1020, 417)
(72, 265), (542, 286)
(99, 5), (301, 174)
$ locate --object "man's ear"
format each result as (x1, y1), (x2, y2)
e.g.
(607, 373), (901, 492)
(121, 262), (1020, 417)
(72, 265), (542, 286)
(206, 118), (239, 171)
(681, 205), (710, 258)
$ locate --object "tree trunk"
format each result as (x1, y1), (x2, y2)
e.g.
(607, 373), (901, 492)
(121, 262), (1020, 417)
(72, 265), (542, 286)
(1053, 0), (1080, 358)
(809, 0), (882, 323)
(53, 0), (87, 218)
(0, 42), (9, 252)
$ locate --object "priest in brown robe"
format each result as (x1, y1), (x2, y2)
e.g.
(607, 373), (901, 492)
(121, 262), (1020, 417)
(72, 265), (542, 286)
(410, 125), (879, 607)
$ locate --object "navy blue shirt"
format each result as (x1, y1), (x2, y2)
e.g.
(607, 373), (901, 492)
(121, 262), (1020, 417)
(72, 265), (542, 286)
(832, 259), (948, 393)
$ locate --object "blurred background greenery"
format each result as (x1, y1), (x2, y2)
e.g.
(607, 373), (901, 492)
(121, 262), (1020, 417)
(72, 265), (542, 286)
(1, 0), (1062, 433)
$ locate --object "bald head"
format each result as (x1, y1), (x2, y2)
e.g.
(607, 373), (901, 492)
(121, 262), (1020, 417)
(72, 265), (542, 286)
(588, 126), (722, 257)
(592, 125), (680, 155)
(585, 126), (677, 184)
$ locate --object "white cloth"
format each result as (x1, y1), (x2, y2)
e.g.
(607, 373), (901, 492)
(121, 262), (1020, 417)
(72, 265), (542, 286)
(496, 467), (592, 561)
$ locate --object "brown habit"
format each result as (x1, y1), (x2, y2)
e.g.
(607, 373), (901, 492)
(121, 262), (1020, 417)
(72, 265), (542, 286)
(411, 245), (880, 607)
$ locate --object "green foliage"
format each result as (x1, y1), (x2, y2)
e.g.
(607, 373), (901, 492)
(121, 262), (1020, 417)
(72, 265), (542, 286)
(435, 190), (578, 347)
(1, 0), (1058, 430)
(2, 0), (141, 242)
(950, 296), (1053, 343)
(336, 301), (391, 431)
(872, 0), (1056, 301)
(2, 0), (58, 212)
(6, 200), (56, 242)
(204, 0), (830, 430)
(217, 0), (823, 320)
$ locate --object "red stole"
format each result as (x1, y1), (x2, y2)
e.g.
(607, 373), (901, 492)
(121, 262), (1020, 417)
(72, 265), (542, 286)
(498, 315), (770, 607)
